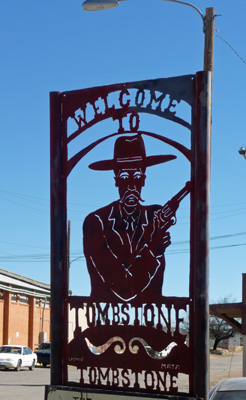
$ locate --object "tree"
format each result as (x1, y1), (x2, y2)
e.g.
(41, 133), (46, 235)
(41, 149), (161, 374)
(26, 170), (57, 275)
(209, 296), (236, 350)
(210, 316), (235, 350)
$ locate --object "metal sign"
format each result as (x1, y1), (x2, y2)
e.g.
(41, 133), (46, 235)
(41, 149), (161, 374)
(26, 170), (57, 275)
(45, 386), (202, 400)
(50, 72), (211, 399)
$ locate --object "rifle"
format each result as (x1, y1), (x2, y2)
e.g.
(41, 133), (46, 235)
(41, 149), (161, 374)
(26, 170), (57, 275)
(155, 181), (191, 230)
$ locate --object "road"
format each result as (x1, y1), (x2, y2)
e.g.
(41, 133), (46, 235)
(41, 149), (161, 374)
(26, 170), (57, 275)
(0, 365), (49, 400)
(0, 353), (243, 400)
(210, 352), (242, 389)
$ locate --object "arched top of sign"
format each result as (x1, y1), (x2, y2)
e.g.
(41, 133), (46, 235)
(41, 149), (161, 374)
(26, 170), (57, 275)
(67, 130), (191, 176)
(61, 75), (194, 145)
(63, 76), (194, 176)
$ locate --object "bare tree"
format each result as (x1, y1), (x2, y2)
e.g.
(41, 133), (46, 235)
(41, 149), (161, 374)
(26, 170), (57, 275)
(210, 296), (236, 350)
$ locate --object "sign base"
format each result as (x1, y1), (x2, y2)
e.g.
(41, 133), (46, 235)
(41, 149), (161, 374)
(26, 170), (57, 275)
(45, 385), (203, 400)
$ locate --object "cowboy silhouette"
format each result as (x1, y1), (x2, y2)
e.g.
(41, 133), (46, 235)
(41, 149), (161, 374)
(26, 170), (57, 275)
(83, 134), (184, 302)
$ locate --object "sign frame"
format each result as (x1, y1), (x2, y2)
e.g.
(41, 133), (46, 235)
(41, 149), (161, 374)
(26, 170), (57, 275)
(49, 71), (211, 399)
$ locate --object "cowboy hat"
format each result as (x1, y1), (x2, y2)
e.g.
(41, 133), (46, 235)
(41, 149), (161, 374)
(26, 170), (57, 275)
(89, 134), (176, 171)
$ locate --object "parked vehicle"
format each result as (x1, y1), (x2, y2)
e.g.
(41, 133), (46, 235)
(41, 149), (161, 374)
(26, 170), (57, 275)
(209, 377), (246, 399)
(35, 342), (50, 367)
(0, 345), (37, 371)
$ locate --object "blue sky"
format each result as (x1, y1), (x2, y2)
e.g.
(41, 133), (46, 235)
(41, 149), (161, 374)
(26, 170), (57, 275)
(1, 0), (246, 302)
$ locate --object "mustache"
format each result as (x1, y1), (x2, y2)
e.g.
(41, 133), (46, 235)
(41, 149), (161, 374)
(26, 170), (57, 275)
(119, 189), (145, 203)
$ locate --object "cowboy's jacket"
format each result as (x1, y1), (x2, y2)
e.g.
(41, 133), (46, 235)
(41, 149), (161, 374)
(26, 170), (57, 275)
(83, 201), (171, 302)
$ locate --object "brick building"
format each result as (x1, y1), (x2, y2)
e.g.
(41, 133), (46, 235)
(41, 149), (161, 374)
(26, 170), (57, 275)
(0, 269), (50, 351)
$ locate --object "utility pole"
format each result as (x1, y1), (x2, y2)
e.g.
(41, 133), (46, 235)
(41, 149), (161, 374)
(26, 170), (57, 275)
(203, 8), (215, 74)
(193, 7), (214, 400)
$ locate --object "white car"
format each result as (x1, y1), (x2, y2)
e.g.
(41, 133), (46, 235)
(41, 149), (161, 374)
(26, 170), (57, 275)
(0, 345), (37, 371)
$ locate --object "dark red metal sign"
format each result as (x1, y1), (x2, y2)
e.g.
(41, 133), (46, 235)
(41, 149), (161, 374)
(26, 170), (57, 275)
(50, 72), (211, 398)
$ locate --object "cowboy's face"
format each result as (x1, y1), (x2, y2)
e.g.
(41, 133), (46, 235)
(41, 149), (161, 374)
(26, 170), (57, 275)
(115, 168), (146, 208)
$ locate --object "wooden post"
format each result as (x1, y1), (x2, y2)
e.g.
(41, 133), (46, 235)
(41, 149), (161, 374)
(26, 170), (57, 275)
(203, 8), (215, 74)
(202, 8), (214, 399)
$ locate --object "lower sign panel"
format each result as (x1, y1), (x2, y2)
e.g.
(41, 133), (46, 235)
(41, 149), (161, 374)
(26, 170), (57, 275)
(45, 386), (201, 400)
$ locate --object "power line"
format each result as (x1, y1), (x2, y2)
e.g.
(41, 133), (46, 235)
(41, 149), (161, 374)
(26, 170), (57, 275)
(215, 29), (246, 65)
(1, 194), (246, 222)
(1, 240), (245, 262)
(1, 235), (246, 262)
(167, 243), (246, 255)
(1, 232), (246, 251)
(0, 240), (49, 249)
(1, 189), (246, 211)
(0, 189), (49, 202)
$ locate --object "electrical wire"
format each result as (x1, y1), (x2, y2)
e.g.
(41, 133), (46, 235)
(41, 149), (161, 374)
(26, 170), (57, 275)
(1, 190), (246, 262)
(215, 28), (246, 65)
(0, 233), (246, 262)
(1, 189), (246, 221)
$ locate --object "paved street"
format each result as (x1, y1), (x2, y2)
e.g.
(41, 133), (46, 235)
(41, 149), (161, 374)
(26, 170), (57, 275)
(0, 365), (50, 400)
(0, 353), (243, 399)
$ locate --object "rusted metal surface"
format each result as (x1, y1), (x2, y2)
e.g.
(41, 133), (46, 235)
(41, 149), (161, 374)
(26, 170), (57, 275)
(45, 385), (203, 400)
(191, 71), (211, 400)
(50, 73), (211, 398)
(50, 92), (68, 385)
(83, 163), (190, 302)
(67, 296), (191, 395)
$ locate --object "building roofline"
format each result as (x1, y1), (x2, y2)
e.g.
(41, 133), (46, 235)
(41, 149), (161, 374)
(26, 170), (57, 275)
(0, 268), (50, 291)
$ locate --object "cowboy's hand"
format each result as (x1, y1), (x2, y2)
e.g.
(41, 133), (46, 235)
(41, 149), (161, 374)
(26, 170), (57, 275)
(162, 231), (171, 250)
(150, 219), (171, 255)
